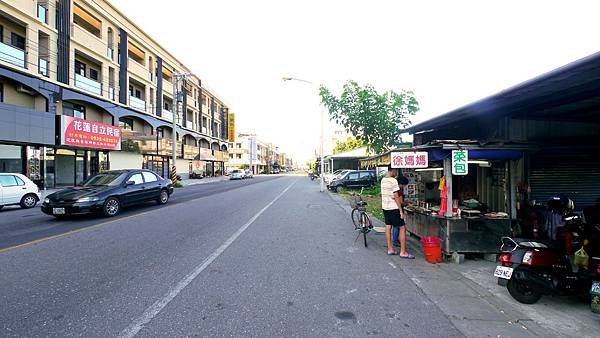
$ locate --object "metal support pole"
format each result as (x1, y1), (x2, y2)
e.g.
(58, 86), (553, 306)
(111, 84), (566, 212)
(171, 74), (179, 183)
(43, 146), (47, 193)
(319, 104), (325, 192)
(444, 158), (453, 218)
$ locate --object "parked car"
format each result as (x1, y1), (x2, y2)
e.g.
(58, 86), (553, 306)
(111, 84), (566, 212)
(244, 170), (254, 179)
(329, 170), (377, 192)
(324, 169), (351, 186)
(41, 169), (173, 218)
(230, 169), (245, 180)
(0, 173), (41, 210)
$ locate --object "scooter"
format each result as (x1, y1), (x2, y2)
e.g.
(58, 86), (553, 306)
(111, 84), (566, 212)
(495, 212), (600, 304)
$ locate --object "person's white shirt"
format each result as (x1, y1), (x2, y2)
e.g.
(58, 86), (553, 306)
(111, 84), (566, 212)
(381, 177), (400, 210)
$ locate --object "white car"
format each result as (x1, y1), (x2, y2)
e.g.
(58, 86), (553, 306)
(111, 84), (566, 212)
(0, 173), (41, 210)
(230, 169), (245, 180)
(244, 170), (254, 178)
(324, 169), (351, 185)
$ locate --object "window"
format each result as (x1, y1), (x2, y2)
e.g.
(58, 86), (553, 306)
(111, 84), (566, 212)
(63, 102), (86, 119)
(0, 175), (19, 187)
(359, 172), (372, 179)
(11, 33), (25, 50)
(135, 89), (141, 98)
(142, 171), (158, 183)
(164, 101), (170, 111)
(14, 176), (25, 185)
(89, 68), (98, 81)
(75, 61), (86, 76)
(127, 173), (144, 185)
(119, 118), (133, 130)
(347, 173), (359, 180)
(229, 154), (233, 159)
(37, 4), (48, 23)
(236, 154), (242, 159)
(157, 128), (164, 138)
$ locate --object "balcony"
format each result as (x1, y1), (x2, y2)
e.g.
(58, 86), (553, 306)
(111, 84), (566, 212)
(128, 59), (149, 82)
(162, 109), (174, 122)
(75, 73), (102, 96)
(129, 95), (146, 111)
(72, 24), (107, 58)
(0, 41), (25, 68)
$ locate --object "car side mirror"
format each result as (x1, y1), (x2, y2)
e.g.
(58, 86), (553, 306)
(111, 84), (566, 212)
(125, 180), (135, 186)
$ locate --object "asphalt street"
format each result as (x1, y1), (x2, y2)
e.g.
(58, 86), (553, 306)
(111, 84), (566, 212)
(0, 176), (462, 337)
(0, 176), (278, 251)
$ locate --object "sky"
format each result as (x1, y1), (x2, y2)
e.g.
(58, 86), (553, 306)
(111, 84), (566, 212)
(112, 0), (600, 164)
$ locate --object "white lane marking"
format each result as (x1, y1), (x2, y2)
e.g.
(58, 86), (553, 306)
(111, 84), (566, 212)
(388, 262), (397, 269)
(119, 180), (297, 338)
(346, 289), (357, 294)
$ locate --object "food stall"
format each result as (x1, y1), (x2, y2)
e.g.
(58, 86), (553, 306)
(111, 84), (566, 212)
(363, 141), (531, 254)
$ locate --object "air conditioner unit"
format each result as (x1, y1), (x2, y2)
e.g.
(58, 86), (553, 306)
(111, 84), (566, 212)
(16, 84), (36, 96)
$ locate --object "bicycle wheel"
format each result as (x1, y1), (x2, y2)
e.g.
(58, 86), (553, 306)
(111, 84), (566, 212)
(360, 212), (369, 247)
(351, 208), (360, 229)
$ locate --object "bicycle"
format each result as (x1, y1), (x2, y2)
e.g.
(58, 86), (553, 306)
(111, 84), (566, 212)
(351, 188), (372, 247)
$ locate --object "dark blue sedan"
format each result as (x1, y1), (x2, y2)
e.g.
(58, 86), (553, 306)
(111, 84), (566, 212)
(41, 170), (174, 218)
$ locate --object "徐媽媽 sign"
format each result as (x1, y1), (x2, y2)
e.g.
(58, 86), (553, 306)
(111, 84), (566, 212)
(452, 149), (468, 175)
(390, 151), (428, 168)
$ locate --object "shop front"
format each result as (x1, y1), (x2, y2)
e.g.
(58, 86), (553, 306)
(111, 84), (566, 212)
(363, 144), (527, 254)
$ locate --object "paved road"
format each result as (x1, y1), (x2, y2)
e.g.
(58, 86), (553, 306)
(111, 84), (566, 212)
(0, 176), (461, 337)
(0, 176), (278, 251)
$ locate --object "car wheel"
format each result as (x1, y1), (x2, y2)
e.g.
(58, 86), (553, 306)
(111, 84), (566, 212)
(103, 197), (120, 217)
(0, 205), (3, 211)
(20, 194), (38, 209)
(157, 189), (169, 205)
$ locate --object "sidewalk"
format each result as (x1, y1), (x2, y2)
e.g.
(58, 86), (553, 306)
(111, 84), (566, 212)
(180, 175), (229, 186)
(328, 191), (567, 338)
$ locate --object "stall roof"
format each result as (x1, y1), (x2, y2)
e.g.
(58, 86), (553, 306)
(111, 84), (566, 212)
(406, 51), (600, 134)
(325, 147), (370, 160)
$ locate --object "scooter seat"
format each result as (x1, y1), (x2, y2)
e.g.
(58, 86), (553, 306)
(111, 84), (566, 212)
(514, 238), (558, 249)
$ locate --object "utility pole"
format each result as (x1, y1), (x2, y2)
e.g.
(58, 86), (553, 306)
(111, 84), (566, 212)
(171, 72), (189, 183)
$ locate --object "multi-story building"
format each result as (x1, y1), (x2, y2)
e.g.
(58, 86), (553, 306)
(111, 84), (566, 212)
(0, 0), (230, 188)
(227, 133), (292, 174)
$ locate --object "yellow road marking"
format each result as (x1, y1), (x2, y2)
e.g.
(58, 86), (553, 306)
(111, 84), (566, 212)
(0, 210), (152, 254)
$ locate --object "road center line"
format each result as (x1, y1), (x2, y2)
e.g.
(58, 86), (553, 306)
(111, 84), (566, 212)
(118, 179), (297, 338)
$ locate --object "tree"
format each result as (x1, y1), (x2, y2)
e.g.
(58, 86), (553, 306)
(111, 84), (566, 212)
(333, 136), (363, 154)
(319, 81), (419, 154)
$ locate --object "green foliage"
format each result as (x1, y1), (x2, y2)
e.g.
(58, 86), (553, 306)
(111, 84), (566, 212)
(173, 181), (184, 188)
(121, 139), (141, 153)
(333, 136), (363, 154)
(320, 81), (419, 154)
(239, 164), (249, 169)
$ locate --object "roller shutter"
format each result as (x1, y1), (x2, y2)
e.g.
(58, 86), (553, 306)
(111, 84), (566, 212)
(529, 151), (600, 209)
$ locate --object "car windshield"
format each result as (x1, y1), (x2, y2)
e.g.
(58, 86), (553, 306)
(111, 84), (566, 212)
(232, 170), (242, 173)
(83, 172), (128, 187)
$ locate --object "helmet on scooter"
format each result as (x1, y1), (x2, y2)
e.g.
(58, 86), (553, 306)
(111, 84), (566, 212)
(547, 195), (573, 213)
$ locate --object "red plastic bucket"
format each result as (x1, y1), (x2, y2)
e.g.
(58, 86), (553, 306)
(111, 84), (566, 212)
(420, 236), (443, 264)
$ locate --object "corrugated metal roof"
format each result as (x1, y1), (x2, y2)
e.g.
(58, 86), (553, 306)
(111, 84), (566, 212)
(406, 51), (600, 134)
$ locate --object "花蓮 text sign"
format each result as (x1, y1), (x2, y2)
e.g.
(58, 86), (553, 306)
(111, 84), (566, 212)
(61, 116), (121, 150)
(452, 149), (468, 175)
(390, 151), (428, 168)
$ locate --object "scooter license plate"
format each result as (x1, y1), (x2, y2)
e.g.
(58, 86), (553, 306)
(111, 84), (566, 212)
(494, 266), (514, 279)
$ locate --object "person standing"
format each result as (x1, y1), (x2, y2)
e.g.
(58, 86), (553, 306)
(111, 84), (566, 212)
(381, 168), (414, 258)
(393, 175), (409, 247)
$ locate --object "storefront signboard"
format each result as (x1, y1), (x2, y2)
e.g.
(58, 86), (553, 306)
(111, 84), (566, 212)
(451, 149), (468, 175)
(228, 113), (235, 142)
(390, 151), (428, 168)
(61, 116), (121, 150)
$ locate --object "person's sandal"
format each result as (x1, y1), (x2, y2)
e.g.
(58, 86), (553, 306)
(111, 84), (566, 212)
(399, 254), (415, 259)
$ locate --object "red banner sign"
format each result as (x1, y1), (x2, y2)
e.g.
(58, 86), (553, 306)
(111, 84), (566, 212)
(61, 116), (121, 150)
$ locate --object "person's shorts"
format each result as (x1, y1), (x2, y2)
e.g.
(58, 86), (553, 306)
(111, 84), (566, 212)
(382, 209), (405, 227)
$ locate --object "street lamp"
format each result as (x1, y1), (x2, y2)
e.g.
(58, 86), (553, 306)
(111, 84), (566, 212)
(282, 76), (325, 192)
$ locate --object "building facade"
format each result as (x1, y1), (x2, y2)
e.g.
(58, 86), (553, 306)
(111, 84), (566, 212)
(227, 133), (293, 174)
(0, 0), (229, 188)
